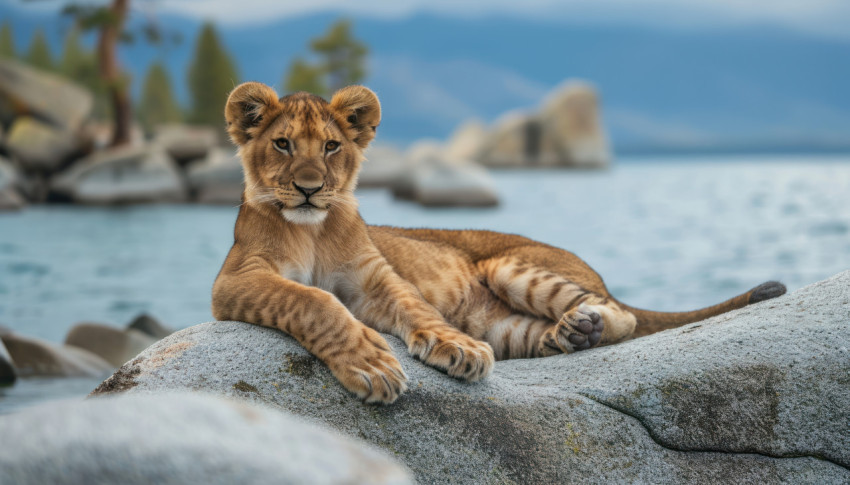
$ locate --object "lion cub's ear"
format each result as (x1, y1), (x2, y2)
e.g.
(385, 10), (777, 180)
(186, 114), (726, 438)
(224, 82), (281, 146)
(330, 86), (381, 149)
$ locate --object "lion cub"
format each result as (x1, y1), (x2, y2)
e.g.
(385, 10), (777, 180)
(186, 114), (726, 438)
(212, 82), (786, 404)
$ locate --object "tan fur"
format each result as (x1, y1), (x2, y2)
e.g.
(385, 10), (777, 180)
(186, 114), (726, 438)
(213, 82), (785, 404)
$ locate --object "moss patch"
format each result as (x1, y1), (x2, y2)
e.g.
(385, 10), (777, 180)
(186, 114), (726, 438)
(233, 380), (259, 393)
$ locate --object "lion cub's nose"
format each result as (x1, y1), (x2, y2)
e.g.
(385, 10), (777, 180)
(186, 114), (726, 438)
(293, 182), (323, 197)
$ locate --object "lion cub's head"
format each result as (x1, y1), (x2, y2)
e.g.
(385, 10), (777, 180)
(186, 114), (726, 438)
(224, 82), (381, 225)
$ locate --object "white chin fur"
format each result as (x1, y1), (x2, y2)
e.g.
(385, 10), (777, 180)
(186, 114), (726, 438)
(282, 208), (328, 225)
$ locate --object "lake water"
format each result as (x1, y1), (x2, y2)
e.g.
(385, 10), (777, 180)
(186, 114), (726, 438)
(2, 155), (850, 412)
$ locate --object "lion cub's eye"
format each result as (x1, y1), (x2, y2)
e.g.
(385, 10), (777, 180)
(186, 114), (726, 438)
(273, 138), (291, 153)
(325, 141), (340, 152)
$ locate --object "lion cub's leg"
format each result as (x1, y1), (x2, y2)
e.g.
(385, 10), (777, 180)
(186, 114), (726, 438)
(477, 257), (637, 354)
(346, 251), (495, 382)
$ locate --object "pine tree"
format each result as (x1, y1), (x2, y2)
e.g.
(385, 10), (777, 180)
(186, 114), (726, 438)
(281, 19), (368, 97)
(310, 20), (367, 93)
(138, 61), (182, 133)
(26, 29), (54, 71)
(187, 22), (239, 127)
(284, 57), (326, 95)
(0, 22), (15, 59)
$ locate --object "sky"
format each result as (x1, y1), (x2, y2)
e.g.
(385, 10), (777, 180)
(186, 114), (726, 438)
(8, 0), (850, 40)
(155, 0), (850, 39)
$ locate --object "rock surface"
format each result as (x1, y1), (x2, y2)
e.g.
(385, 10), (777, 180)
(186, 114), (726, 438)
(0, 338), (15, 385)
(0, 156), (25, 210)
(94, 271), (850, 483)
(387, 142), (499, 207)
(127, 313), (174, 340)
(476, 80), (610, 168)
(0, 392), (412, 485)
(186, 147), (243, 204)
(0, 59), (93, 130)
(5, 116), (88, 172)
(51, 145), (186, 204)
(1, 332), (113, 378)
(153, 123), (218, 165)
(65, 323), (157, 367)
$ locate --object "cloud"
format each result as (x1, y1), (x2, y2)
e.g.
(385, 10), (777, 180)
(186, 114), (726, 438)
(152, 0), (850, 39)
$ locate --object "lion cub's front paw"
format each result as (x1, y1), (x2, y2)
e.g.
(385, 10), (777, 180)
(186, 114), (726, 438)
(328, 328), (408, 404)
(538, 305), (604, 356)
(408, 327), (494, 382)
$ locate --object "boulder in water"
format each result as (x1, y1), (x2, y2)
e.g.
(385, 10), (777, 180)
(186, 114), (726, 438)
(5, 117), (89, 172)
(127, 314), (174, 340)
(403, 143), (498, 207)
(152, 124), (218, 166)
(186, 147), (243, 204)
(51, 145), (186, 204)
(0, 156), (25, 210)
(1, 333), (112, 378)
(0, 339), (15, 386)
(0, 59), (93, 130)
(65, 323), (157, 368)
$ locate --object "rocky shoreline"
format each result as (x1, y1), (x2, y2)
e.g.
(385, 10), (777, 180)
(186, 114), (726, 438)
(1, 59), (611, 210)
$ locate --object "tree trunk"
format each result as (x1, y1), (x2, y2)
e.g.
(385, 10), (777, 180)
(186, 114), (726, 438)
(97, 0), (131, 147)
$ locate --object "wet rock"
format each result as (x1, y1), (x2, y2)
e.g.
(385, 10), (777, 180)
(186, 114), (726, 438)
(1, 333), (112, 378)
(0, 156), (24, 210)
(0, 59), (93, 130)
(5, 117), (89, 172)
(65, 323), (157, 368)
(0, 392), (412, 485)
(152, 124), (218, 166)
(0, 339), (15, 385)
(51, 145), (186, 204)
(93, 271), (850, 483)
(127, 314), (174, 340)
(186, 147), (243, 204)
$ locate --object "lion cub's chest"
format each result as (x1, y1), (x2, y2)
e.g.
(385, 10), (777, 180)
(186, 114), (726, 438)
(278, 259), (358, 304)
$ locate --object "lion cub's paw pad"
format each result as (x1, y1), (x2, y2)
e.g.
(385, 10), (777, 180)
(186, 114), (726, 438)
(549, 307), (604, 352)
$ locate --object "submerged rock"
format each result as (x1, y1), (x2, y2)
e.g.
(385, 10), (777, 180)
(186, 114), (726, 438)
(51, 145), (186, 204)
(0, 392), (412, 485)
(93, 271), (850, 483)
(65, 323), (157, 368)
(1, 333), (112, 378)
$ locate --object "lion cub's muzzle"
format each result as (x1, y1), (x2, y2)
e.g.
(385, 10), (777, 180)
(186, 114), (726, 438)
(293, 182), (324, 207)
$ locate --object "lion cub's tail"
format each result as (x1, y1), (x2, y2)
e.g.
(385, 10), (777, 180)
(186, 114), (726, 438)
(619, 281), (787, 338)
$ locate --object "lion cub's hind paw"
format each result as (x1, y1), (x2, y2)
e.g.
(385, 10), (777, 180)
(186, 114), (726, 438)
(539, 306), (604, 355)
